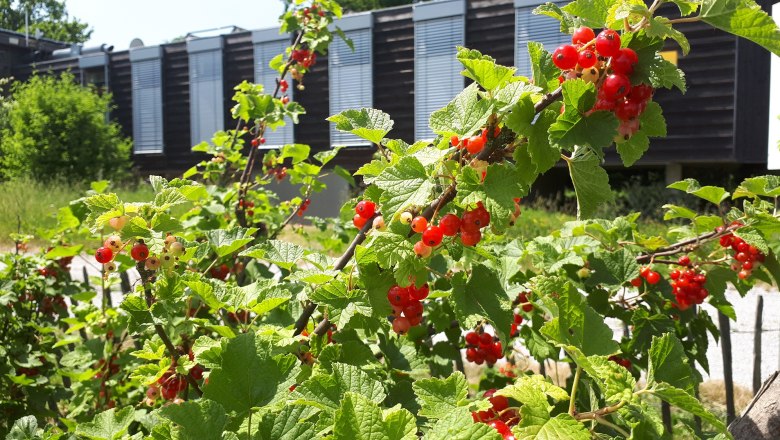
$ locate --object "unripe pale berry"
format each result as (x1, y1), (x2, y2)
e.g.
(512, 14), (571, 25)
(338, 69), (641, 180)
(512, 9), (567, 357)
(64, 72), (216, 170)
(104, 235), (123, 253)
(168, 241), (184, 257)
(414, 241), (432, 258)
(108, 216), (128, 231)
(400, 212), (413, 225)
(145, 256), (161, 271)
(372, 215), (386, 231)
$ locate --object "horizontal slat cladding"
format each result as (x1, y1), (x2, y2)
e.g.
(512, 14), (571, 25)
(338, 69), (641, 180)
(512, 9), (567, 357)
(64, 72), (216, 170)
(224, 31), (254, 129)
(373, 6), (414, 144)
(15, 57), (80, 79)
(466, 0), (515, 67)
(634, 19), (737, 165)
(294, 53), (330, 152)
(109, 51), (133, 138)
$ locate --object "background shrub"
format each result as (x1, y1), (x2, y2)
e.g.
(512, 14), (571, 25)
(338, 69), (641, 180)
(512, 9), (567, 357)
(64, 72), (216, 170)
(0, 73), (131, 182)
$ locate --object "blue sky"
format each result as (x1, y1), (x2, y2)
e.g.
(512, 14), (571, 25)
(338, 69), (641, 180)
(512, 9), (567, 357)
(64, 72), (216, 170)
(65, 0), (285, 49)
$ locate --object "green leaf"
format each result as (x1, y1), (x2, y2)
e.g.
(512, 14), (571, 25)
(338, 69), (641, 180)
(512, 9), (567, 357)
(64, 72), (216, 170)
(75, 407), (134, 440)
(412, 372), (469, 419)
(667, 178), (730, 205)
(625, 34), (687, 92)
(540, 283), (620, 356)
(527, 42), (561, 93)
(671, 0), (700, 16)
(450, 266), (513, 345)
(327, 108), (394, 144)
(374, 156), (435, 219)
(733, 175), (780, 199)
(254, 405), (318, 440)
(497, 374), (569, 404)
(154, 187), (188, 211)
(549, 79), (620, 150)
(615, 102), (667, 166)
(83, 193), (121, 213)
(294, 363), (386, 412)
(427, 407), (503, 440)
(309, 281), (372, 328)
(646, 17), (691, 55)
(516, 413), (591, 439)
(120, 294), (154, 333)
(582, 355), (637, 403)
(333, 392), (417, 440)
(280, 144), (311, 164)
(160, 399), (227, 440)
(240, 240), (304, 270)
(628, 309), (676, 353)
(429, 83), (492, 137)
(734, 226), (770, 254)
(505, 93), (536, 136)
(650, 382), (728, 434)
(561, 0), (614, 28)
(648, 333), (696, 394)
(456, 163), (527, 232)
(202, 333), (298, 419)
(527, 107), (562, 174)
(566, 146), (614, 219)
(456, 46), (517, 91)
(207, 228), (257, 257)
(6, 416), (38, 440)
(43, 245), (83, 259)
(700, 0), (780, 56)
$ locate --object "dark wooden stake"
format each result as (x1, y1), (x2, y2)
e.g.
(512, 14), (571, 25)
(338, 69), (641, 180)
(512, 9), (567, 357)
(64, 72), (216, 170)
(719, 311), (736, 424)
(753, 296), (763, 395)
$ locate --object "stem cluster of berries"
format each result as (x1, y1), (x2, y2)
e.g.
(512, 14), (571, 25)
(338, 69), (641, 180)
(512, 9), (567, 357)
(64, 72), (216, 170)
(387, 283), (429, 335)
(352, 200), (377, 228)
(96, 220), (185, 276)
(238, 199), (256, 217)
(464, 328), (504, 366)
(669, 255), (708, 310)
(297, 198), (311, 217)
(630, 265), (661, 287)
(608, 355), (632, 369)
(509, 292), (533, 337)
(291, 48), (317, 69)
(451, 126), (501, 156)
(717, 224), (765, 279)
(472, 389), (518, 439)
(553, 27), (655, 142)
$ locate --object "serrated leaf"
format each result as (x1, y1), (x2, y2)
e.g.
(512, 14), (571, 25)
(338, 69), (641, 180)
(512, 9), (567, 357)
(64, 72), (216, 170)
(160, 400), (227, 440)
(202, 333), (298, 418)
(456, 46), (517, 91)
(279, 143), (311, 164)
(646, 16), (691, 54)
(429, 83), (492, 137)
(374, 156), (435, 219)
(700, 0), (780, 56)
(43, 245), (83, 259)
(75, 407), (134, 440)
(207, 228), (257, 258)
(497, 374), (569, 404)
(450, 267), (513, 345)
(412, 372), (469, 419)
(561, 0), (614, 28)
(254, 405), (318, 440)
(667, 178), (729, 205)
(456, 163), (527, 232)
(540, 283), (620, 356)
(327, 108), (393, 144)
(650, 382), (728, 434)
(550, 79), (620, 150)
(427, 407), (502, 440)
(6, 416), (38, 440)
(240, 240), (304, 270)
(154, 187), (188, 211)
(515, 413), (590, 440)
(309, 281), (372, 328)
(84, 193), (121, 213)
(628, 309), (676, 353)
(505, 93), (536, 136)
(648, 333), (696, 394)
(566, 147), (614, 219)
(294, 363), (386, 412)
(527, 42), (561, 93)
(527, 107), (562, 174)
(333, 392), (417, 440)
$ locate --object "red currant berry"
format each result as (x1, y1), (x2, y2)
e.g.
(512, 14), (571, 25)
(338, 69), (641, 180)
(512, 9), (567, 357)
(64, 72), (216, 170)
(393, 316), (411, 335)
(678, 255), (691, 266)
(465, 135), (485, 154)
(450, 135), (460, 147)
(614, 99), (642, 120)
(646, 271), (661, 285)
(95, 247), (113, 264)
(355, 200), (376, 219)
(572, 26), (596, 45)
(595, 29), (621, 57)
(130, 242), (149, 261)
(388, 286), (409, 307)
(414, 241), (432, 258)
(738, 270), (750, 280)
(411, 216), (428, 233)
(577, 50), (598, 68)
(630, 277), (642, 287)
(281, 96), (290, 104)
(409, 283), (430, 301)
(628, 84), (654, 102)
(251, 138), (259, 147)
(552, 44), (578, 70)
(460, 229), (481, 246)
(439, 213), (461, 236)
(422, 225), (444, 247)
(465, 332), (480, 346)
(600, 74), (631, 101)
(353, 214), (368, 228)
(735, 252), (749, 262)
(403, 300), (424, 321)
(488, 420), (512, 436)
(479, 332), (493, 346)
(742, 261), (754, 271)
(611, 48), (638, 75)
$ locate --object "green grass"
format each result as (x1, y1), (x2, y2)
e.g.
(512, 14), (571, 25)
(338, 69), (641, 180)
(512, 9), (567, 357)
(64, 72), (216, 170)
(0, 178), (153, 248)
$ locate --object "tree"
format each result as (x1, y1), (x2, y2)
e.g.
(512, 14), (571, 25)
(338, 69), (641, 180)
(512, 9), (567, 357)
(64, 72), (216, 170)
(337, 0), (412, 12)
(0, 0), (91, 44)
(0, 73), (131, 182)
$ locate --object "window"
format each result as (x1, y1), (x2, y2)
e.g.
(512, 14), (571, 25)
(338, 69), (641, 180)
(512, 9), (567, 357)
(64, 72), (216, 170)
(413, 0), (465, 140)
(329, 13), (373, 146)
(79, 53), (108, 90)
(130, 46), (163, 154)
(515, 0), (569, 76)
(252, 29), (293, 147)
(187, 37), (224, 145)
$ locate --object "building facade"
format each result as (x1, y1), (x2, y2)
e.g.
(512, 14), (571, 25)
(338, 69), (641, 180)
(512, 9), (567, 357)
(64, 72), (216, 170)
(2, 0), (775, 178)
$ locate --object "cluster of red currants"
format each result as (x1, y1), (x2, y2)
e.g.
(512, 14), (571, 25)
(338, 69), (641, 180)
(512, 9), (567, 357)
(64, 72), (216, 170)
(553, 26), (655, 142)
(717, 224), (765, 279)
(298, 3), (326, 19)
(93, 356), (120, 379)
(472, 389), (518, 439)
(209, 263), (231, 280)
(450, 126), (501, 156)
(352, 200), (377, 228)
(630, 266), (661, 287)
(406, 202), (492, 258)
(297, 198), (311, 217)
(464, 329), (504, 366)
(608, 355), (632, 369)
(669, 255), (708, 310)
(509, 292), (533, 337)
(250, 137), (267, 148)
(238, 198), (256, 217)
(292, 48), (317, 69)
(387, 283), (429, 335)
(95, 225), (185, 275)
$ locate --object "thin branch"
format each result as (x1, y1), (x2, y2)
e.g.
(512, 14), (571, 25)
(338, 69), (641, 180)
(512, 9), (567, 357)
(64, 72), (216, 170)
(575, 400), (627, 421)
(594, 415), (631, 437)
(635, 222), (741, 263)
(668, 16), (702, 25)
(569, 365), (582, 416)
